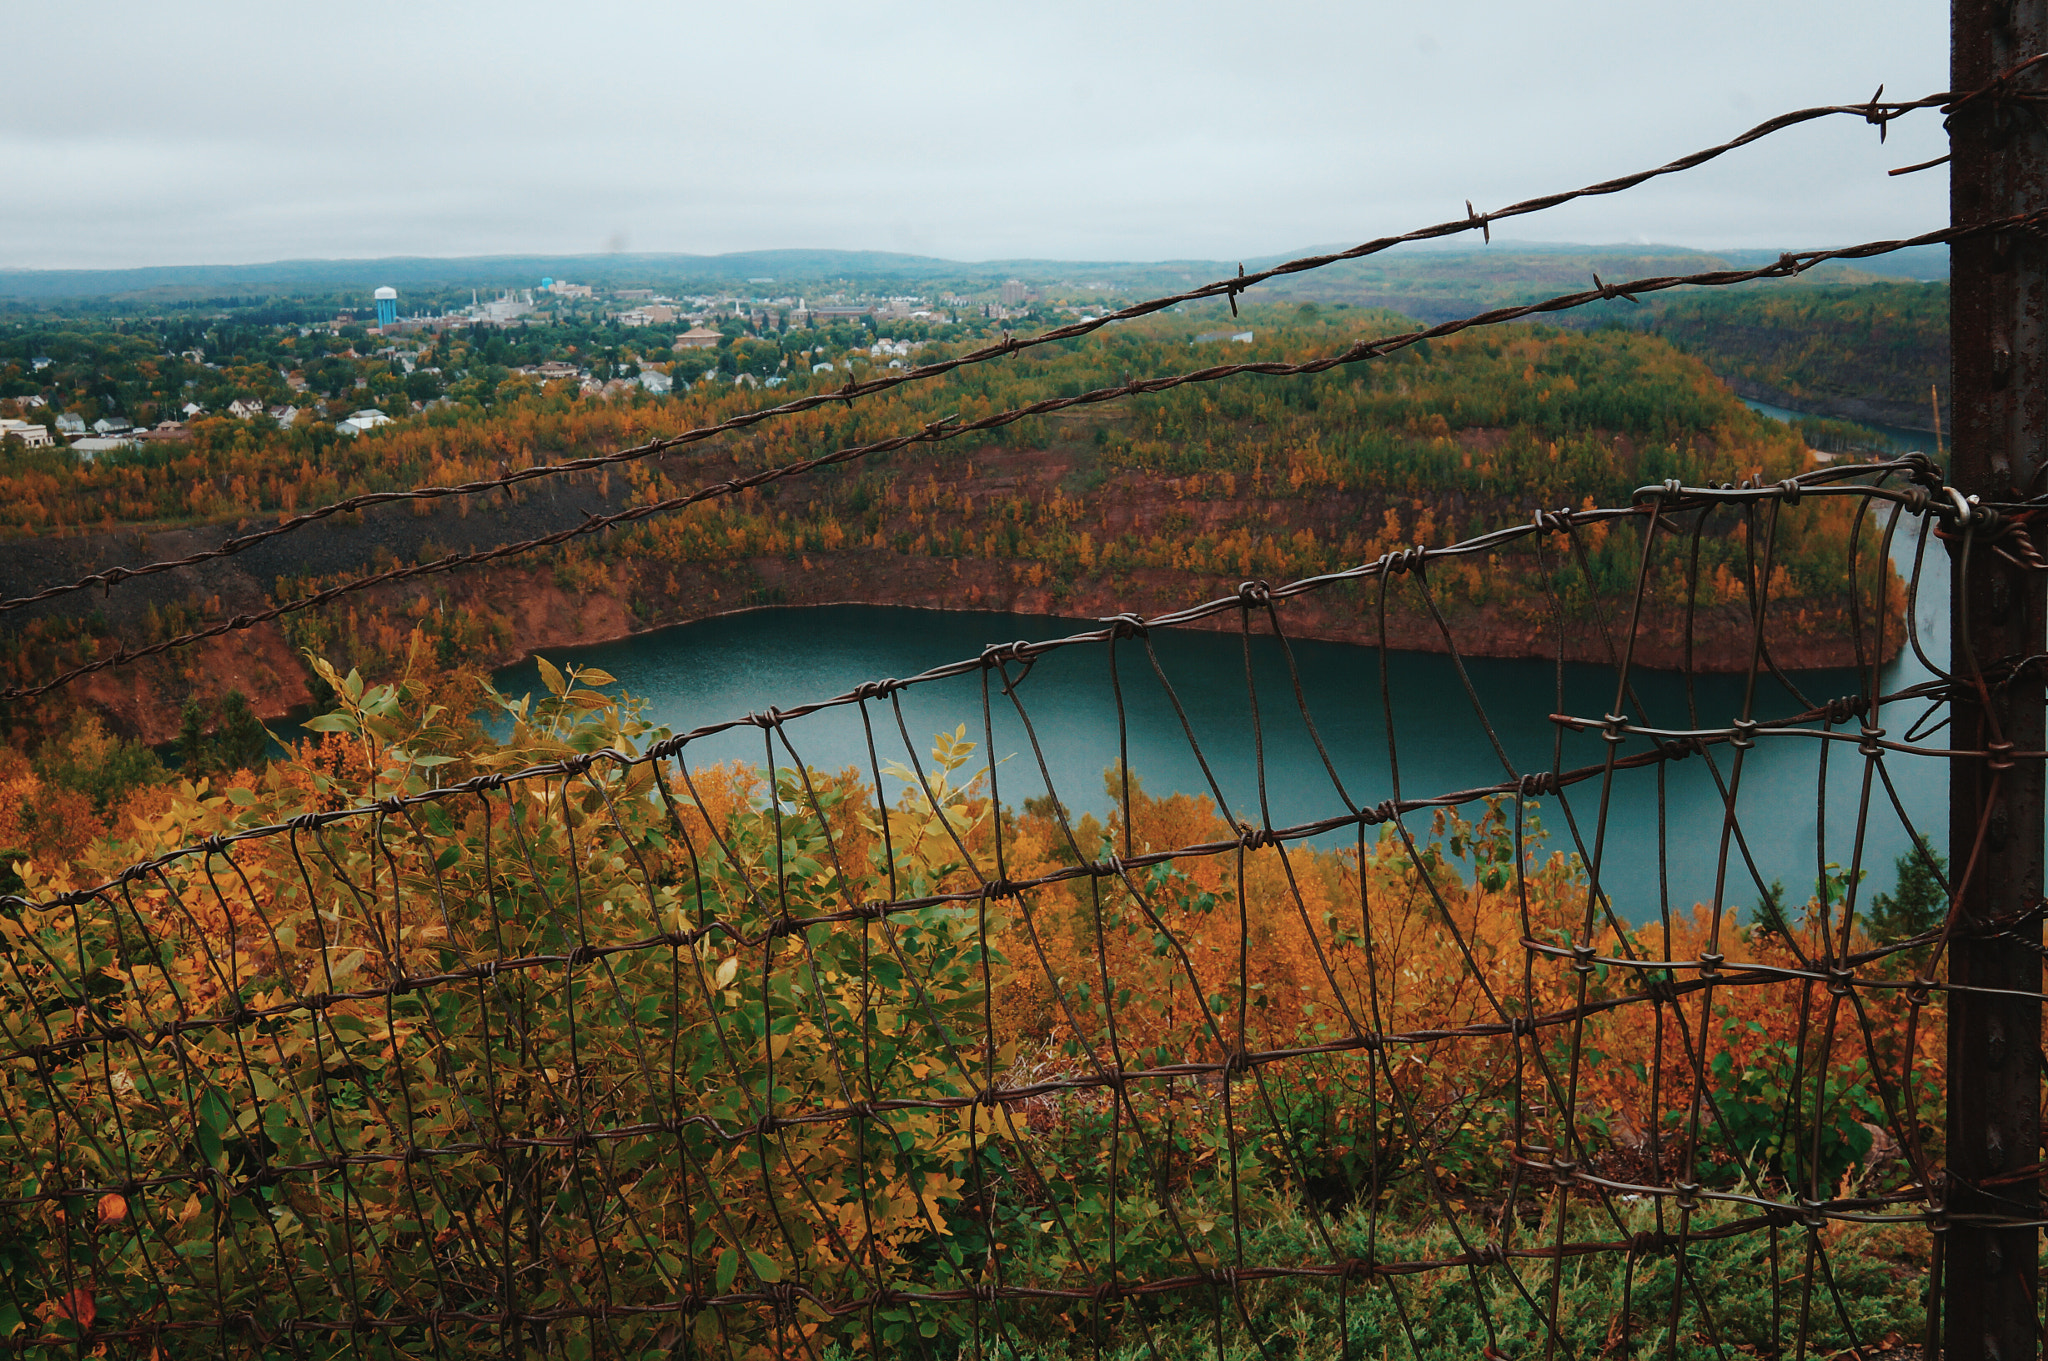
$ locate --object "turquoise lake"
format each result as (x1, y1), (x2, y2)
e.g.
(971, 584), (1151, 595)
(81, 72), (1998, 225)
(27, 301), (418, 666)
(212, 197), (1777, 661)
(495, 512), (1951, 925)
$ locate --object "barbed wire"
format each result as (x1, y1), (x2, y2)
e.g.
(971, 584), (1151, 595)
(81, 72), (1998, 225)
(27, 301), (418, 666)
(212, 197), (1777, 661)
(3, 72), (2022, 623)
(7, 210), (2043, 709)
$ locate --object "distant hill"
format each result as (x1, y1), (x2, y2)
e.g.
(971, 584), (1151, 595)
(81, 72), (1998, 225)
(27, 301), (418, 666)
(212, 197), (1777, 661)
(0, 239), (1948, 308)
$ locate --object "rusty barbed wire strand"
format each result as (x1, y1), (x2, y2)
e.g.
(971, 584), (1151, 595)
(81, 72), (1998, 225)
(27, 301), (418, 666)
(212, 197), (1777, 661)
(0, 79), (1993, 622)
(7, 211), (2044, 709)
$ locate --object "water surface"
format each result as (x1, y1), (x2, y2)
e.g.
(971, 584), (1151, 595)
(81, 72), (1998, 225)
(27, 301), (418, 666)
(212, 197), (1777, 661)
(497, 524), (1949, 925)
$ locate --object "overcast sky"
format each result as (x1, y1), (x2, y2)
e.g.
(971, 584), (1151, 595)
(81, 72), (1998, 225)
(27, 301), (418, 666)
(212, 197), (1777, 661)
(2, 1), (1951, 271)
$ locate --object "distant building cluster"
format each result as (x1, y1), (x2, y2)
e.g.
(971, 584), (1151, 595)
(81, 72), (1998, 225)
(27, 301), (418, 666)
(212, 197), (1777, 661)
(0, 268), (1126, 465)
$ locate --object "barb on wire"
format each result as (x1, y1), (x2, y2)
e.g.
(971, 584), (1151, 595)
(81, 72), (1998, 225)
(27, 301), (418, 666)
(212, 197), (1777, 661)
(10, 210), (2045, 706)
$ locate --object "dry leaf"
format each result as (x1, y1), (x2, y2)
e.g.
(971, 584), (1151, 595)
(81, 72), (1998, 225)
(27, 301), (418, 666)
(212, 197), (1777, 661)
(46, 1287), (94, 1330)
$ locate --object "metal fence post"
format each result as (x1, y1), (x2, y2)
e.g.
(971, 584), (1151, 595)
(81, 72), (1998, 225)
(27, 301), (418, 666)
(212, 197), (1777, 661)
(1948, 0), (2048, 1355)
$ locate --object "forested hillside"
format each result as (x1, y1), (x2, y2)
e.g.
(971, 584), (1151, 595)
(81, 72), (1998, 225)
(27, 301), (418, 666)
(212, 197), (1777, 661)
(1636, 281), (1948, 433)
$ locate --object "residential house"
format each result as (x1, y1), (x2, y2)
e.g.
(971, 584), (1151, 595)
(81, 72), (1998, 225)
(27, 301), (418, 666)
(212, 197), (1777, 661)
(0, 418), (54, 448)
(266, 405), (301, 427)
(227, 398), (266, 420)
(71, 436), (136, 460)
(529, 360), (583, 381)
(336, 409), (391, 436)
(54, 413), (86, 437)
(674, 327), (723, 350)
(17, 394), (46, 408)
(182, 402), (207, 418)
(638, 370), (673, 395)
(140, 421), (191, 443)
(92, 416), (134, 436)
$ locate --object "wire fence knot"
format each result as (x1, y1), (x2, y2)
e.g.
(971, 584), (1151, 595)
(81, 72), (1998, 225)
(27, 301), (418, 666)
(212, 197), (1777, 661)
(1380, 546), (1428, 575)
(1630, 1229), (1675, 1256)
(981, 640), (1038, 668)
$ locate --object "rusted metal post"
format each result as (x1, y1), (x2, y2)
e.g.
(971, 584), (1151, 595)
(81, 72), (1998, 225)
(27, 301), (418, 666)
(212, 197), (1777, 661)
(1947, 0), (2047, 1356)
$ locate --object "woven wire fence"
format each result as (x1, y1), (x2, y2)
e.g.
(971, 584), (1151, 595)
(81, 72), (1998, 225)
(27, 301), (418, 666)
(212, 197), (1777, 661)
(3, 57), (2046, 1360)
(1, 449), (2023, 1358)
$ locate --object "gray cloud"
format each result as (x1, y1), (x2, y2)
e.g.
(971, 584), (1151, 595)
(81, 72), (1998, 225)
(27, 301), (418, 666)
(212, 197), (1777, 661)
(0, 0), (1950, 269)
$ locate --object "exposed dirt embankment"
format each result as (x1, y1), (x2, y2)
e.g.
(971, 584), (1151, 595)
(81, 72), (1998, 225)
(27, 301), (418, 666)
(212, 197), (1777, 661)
(1, 471), (636, 742)
(3, 441), (1894, 746)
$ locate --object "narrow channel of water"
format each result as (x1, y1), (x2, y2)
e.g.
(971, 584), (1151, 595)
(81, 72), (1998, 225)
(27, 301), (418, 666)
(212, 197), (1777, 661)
(1739, 397), (1938, 458)
(495, 509), (1951, 927)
